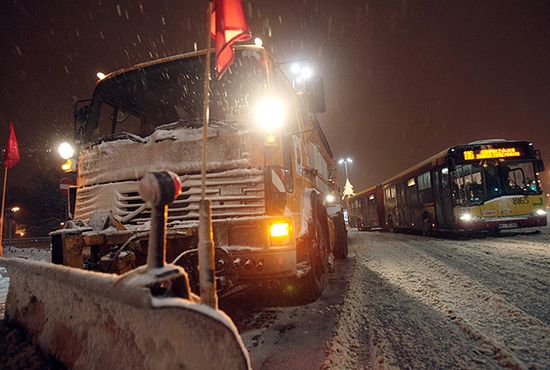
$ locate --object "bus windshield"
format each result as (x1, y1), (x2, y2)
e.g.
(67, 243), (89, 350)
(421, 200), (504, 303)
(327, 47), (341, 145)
(87, 49), (267, 141)
(452, 161), (541, 205)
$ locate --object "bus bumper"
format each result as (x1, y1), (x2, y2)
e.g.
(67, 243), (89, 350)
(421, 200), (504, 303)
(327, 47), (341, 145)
(458, 215), (547, 231)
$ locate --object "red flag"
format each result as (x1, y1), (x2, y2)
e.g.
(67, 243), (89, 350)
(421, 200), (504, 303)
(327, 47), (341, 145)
(4, 122), (20, 169)
(210, 0), (251, 79)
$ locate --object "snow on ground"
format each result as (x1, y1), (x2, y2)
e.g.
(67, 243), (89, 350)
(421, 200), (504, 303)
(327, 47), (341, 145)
(1, 228), (549, 369)
(0, 247), (51, 318)
(324, 227), (550, 369)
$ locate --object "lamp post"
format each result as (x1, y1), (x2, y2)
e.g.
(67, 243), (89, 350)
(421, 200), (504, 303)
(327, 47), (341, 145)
(338, 157), (355, 199)
(7, 206), (19, 251)
(338, 157), (353, 180)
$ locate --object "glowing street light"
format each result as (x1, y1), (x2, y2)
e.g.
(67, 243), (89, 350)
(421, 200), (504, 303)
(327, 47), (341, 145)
(6, 206), (20, 251)
(97, 72), (106, 80)
(58, 142), (75, 160)
(325, 194), (336, 203)
(338, 157), (353, 179)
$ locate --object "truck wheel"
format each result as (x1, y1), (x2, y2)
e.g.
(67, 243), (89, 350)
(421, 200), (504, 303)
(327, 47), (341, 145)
(333, 215), (348, 260)
(297, 217), (328, 303)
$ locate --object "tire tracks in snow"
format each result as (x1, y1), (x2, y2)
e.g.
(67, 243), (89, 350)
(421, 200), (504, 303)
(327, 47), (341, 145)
(324, 233), (502, 369)
(357, 231), (550, 369)
(404, 233), (550, 325)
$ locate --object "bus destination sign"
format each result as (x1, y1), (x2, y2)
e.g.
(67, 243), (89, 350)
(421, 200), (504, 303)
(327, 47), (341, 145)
(463, 147), (521, 161)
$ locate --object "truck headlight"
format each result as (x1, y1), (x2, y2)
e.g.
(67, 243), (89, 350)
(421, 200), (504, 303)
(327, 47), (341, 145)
(269, 221), (291, 246)
(536, 209), (547, 216)
(255, 97), (285, 132)
(459, 213), (473, 222)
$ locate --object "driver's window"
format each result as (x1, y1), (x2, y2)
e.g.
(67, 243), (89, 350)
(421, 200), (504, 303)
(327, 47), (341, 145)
(506, 163), (539, 193)
(96, 103), (116, 138)
(114, 110), (147, 136)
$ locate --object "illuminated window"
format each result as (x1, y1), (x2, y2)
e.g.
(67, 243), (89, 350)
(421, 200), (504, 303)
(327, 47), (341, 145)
(418, 172), (431, 191)
(407, 178), (416, 187)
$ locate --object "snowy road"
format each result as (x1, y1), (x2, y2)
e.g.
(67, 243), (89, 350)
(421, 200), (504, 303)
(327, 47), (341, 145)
(230, 228), (550, 370)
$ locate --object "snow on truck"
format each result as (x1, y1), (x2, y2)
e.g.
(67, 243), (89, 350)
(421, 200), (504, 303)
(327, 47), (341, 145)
(52, 45), (348, 302)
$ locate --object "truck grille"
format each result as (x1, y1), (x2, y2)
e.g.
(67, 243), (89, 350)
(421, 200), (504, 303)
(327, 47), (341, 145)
(119, 169), (265, 226)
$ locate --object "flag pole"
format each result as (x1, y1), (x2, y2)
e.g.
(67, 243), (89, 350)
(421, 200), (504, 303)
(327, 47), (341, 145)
(198, 0), (218, 309)
(0, 167), (8, 257)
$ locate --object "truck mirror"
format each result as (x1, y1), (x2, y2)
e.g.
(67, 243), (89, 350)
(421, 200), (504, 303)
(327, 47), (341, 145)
(535, 159), (545, 172)
(305, 76), (326, 114)
(74, 103), (92, 124)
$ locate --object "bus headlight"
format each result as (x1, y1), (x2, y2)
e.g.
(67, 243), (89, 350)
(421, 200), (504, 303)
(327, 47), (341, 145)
(459, 213), (473, 222)
(269, 221), (291, 246)
(255, 97), (285, 132)
(536, 209), (547, 216)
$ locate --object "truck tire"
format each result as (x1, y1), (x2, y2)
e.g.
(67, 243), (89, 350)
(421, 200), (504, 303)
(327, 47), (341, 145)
(297, 216), (328, 303)
(333, 214), (348, 260)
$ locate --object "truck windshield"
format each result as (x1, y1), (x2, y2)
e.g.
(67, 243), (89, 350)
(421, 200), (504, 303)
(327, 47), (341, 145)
(89, 49), (267, 140)
(452, 161), (541, 205)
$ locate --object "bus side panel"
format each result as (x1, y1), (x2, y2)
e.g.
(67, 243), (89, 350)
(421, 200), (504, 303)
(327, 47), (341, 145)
(376, 186), (385, 229)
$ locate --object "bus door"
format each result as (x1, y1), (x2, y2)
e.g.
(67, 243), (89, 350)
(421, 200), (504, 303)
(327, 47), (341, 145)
(433, 167), (453, 227)
(433, 170), (444, 225)
(397, 183), (407, 227)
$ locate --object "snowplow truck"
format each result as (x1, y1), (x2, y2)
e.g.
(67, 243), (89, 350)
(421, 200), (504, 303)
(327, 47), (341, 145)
(52, 45), (348, 302)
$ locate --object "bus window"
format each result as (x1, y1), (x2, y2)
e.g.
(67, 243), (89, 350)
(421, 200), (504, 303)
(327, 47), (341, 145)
(441, 168), (449, 190)
(418, 172), (431, 191)
(503, 162), (540, 194)
(485, 166), (502, 198)
(406, 181), (418, 204)
(453, 164), (483, 204)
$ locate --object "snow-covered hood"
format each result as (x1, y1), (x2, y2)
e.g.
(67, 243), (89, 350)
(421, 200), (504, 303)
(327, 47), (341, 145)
(77, 126), (261, 187)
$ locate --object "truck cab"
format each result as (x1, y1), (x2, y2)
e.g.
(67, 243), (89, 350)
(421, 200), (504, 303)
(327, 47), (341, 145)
(52, 45), (347, 301)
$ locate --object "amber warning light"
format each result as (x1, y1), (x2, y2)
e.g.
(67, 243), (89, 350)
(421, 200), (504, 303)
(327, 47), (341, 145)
(463, 147), (521, 160)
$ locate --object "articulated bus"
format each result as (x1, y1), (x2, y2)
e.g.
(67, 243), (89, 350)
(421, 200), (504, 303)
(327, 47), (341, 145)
(349, 139), (547, 234)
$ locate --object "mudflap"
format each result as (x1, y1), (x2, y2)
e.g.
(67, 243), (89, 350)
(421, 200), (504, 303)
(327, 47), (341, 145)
(1, 258), (250, 370)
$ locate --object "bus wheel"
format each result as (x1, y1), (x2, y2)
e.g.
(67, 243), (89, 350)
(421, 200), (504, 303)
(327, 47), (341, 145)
(387, 216), (395, 233)
(297, 217), (328, 303)
(422, 216), (433, 236)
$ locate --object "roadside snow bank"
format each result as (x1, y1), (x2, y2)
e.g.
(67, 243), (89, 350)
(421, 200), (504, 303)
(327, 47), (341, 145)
(0, 248), (51, 319)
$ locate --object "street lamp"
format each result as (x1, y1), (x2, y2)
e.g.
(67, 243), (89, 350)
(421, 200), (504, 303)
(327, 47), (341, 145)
(338, 157), (355, 199)
(58, 142), (75, 160)
(7, 206), (20, 251)
(338, 157), (353, 180)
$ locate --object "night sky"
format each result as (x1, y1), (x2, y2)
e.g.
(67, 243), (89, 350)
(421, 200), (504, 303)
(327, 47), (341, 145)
(1, 0), (549, 193)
